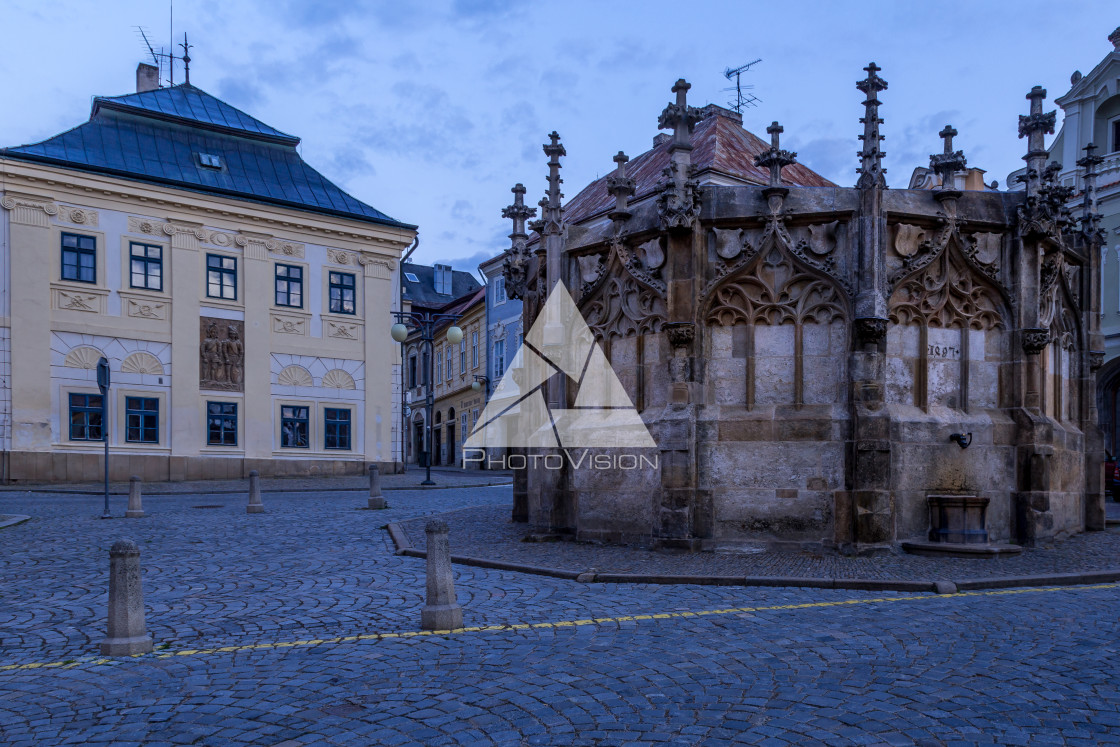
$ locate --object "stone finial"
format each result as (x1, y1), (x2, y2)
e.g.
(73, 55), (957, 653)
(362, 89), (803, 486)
(126, 476), (144, 519)
(421, 519), (462, 631)
(1109, 25), (1120, 50)
(754, 121), (798, 188)
(1018, 86), (1056, 173)
(501, 183), (536, 242)
(1077, 142), (1106, 242)
(856, 62), (888, 189)
(368, 464), (386, 509)
(247, 470), (263, 514)
(657, 78), (703, 152)
(929, 124), (967, 191)
(99, 539), (153, 656)
(537, 132), (565, 237)
(607, 151), (636, 222)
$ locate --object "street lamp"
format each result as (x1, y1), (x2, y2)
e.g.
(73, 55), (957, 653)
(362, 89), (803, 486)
(391, 311), (463, 486)
(471, 375), (488, 392)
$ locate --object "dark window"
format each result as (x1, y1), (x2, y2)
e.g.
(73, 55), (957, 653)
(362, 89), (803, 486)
(329, 271), (356, 314)
(130, 242), (163, 291)
(125, 396), (159, 444)
(1113, 120), (1120, 154)
(61, 233), (96, 283)
(68, 393), (104, 441)
(207, 402), (238, 446)
(324, 408), (351, 450)
(281, 405), (309, 448)
(207, 254), (237, 300)
(275, 264), (303, 308)
(408, 355), (417, 388)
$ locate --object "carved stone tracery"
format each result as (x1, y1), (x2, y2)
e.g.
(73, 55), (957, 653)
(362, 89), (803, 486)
(888, 239), (1005, 330)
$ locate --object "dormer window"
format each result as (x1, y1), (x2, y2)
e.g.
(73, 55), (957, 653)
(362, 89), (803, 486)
(404, 272), (419, 283)
(197, 153), (222, 169)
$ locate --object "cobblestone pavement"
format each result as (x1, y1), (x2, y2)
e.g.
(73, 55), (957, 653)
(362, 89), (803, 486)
(402, 504), (1120, 581)
(0, 468), (511, 496)
(2, 485), (1119, 745)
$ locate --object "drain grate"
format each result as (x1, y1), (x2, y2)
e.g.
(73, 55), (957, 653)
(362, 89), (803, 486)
(191, 505), (225, 509)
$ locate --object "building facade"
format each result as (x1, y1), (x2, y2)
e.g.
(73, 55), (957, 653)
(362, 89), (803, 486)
(499, 71), (1106, 552)
(0, 66), (415, 482)
(400, 262), (482, 467)
(479, 248), (523, 402)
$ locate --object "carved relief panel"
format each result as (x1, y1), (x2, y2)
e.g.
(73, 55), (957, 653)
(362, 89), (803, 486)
(200, 317), (244, 392)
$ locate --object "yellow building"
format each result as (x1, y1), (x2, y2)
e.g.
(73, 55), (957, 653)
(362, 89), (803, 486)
(0, 65), (415, 482)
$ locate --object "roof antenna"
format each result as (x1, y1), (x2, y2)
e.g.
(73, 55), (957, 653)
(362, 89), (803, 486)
(180, 33), (192, 85)
(723, 59), (762, 114)
(169, 0), (173, 86)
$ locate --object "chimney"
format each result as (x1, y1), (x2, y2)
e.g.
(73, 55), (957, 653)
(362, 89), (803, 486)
(136, 63), (160, 93)
(653, 133), (671, 148)
(434, 263), (453, 295)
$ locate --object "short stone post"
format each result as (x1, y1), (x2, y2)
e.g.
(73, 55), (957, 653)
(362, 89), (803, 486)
(421, 520), (462, 631)
(99, 539), (153, 656)
(368, 464), (386, 509)
(247, 470), (264, 514)
(125, 476), (145, 518)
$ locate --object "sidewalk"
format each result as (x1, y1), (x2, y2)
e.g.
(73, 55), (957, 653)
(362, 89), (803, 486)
(0, 468), (512, 495)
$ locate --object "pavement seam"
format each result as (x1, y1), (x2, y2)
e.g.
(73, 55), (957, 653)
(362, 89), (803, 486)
(1, 582), (1116, 673)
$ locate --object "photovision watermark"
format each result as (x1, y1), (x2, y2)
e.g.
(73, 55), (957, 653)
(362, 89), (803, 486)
(463, 448), (659, 471)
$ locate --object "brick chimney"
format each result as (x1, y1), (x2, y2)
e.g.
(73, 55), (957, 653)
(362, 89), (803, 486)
(136, 63), (160, 93)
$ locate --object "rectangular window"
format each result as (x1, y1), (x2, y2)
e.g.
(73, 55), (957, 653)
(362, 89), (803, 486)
(61, 233), (96, 283)
(329, 271), (356, 314)
(460, 411), (468, 444)
(206, 401), (238, 446)
(446, 348), (453, 381)
(280, 405), (309, 448)
(471, 331), (479, 368)
(129, 242), (163, 291)
(1113, 119), (1120, 154)
(125, 396), (159, 444)
(494, 276), (507, 304)
(408, 355), (417, 389)
(68, 393), (104, 441)
(494, 339), (505, 379)
(324, 407), (351, 450)
(459, 340), (466, 375)
(275, 263), (303, 308)
(436, 352), (442, 387)
(207, 254), (237, 300)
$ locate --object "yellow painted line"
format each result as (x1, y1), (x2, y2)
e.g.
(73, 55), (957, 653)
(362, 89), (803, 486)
(1, 583), (1116, 673)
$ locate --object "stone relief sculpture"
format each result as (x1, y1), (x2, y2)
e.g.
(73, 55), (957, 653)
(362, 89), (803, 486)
(707, 245), (846, 326)
(888, 241), (1005, 330)
(200, 317), (244, 392)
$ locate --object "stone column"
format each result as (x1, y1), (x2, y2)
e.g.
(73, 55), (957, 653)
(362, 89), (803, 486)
(420, 519), (462, 630)
(236, 233), (273, 470)
(367, 464), (386, 509)
(2, 194), (56, 479)
(167, 220), (205, 479)
(99, 539), (154, 656)
(247, 469), (264, 513)
(125, 476), (144, 518)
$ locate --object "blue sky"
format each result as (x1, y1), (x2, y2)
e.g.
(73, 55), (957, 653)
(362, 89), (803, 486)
(1, 1), (1115, 274)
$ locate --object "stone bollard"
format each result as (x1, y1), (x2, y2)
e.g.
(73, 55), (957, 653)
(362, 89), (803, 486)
(368, 465), (386, 509)
(247, 470), (264, 514)
(421, 520), (463, 631)
(99, 539), (154, 656)
(125, 476), (145, 518)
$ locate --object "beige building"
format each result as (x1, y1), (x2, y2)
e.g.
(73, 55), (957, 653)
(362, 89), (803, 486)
(0, 65), (415, 482)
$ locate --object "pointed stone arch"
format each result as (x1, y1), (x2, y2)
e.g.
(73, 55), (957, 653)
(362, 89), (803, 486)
(889, 237), (1007, 330)
(579, 245), (667, 342)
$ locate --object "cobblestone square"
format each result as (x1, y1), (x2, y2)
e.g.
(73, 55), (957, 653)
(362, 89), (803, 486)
(1, 476), (1119, 745)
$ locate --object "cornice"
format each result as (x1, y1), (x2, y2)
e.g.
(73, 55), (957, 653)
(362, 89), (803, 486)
(0, 157), (414, 253)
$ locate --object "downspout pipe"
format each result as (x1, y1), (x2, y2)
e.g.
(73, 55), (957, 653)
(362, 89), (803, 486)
(399, 236), (419, 472)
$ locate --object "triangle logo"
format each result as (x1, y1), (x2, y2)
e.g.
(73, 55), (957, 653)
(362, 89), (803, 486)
(465, 283), (657, 450)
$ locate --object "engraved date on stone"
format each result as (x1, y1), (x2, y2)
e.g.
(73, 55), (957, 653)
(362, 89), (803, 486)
(928, 344), (959, 359)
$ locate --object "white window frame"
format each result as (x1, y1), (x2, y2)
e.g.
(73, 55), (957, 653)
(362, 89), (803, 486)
(493, 339), (505, 379)
(494, 276), (507, 305)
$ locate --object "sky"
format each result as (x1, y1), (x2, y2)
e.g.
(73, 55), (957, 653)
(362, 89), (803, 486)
(1, 1), (1116, 276)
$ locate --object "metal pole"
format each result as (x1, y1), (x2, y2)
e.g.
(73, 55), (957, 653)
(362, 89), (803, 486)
(97, 357), (111, 519)
(423, 323), (435, 486)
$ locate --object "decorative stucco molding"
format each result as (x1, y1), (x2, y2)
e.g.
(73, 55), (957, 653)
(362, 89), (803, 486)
(56, 205), (100, 227)
(1, 194), (57, 227)
(271, 313), (307, 336)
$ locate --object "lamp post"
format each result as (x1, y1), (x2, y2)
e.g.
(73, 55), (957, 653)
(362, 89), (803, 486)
(96, 357), (111, 519)
(471, 375), (489, 394)
(391, 312), (463, 486)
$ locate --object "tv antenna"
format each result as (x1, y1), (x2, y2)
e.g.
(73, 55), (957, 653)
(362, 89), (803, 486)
(723, 59), (762, 114)
(133, 22), (193, 88)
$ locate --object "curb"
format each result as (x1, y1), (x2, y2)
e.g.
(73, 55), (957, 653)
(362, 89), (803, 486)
(7, 480), (513, 497)
(0, 514), (30, 530)
(385, 522), (1120, 595)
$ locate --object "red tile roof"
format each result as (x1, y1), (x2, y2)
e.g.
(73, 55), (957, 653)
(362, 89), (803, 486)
(562, 108), (835, 226)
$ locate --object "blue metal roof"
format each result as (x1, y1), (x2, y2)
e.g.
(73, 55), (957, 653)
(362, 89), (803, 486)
(0, 84), (414, 230)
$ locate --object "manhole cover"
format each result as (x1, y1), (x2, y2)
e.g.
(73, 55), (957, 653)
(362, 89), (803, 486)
(191, 505), (225, 509)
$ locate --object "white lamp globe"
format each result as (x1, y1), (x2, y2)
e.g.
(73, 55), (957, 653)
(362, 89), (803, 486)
(390, 323), (409, 342)
(446, 325), (464, 344)
(471, 380), (481, 391)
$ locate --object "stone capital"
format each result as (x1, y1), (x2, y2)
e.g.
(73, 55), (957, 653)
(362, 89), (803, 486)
(1, 191), (57, 227)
